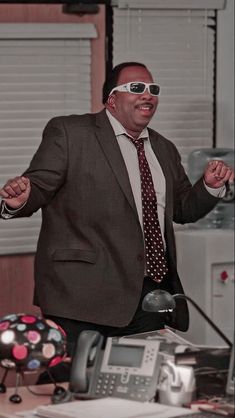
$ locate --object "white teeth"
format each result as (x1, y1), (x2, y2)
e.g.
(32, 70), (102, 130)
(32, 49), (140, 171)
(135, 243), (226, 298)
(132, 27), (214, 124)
(139, 105), (151, 110)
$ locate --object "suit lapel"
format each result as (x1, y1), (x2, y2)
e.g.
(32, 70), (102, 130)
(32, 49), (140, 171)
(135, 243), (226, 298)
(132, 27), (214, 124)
(95, 110), (138, 218)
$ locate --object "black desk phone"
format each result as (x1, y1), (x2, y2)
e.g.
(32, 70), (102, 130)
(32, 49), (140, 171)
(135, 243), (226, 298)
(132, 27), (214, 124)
(69, 330), (162, 402)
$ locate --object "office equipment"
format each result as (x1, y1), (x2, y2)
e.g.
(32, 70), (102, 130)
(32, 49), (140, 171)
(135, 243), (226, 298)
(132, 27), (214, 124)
(175, 229), (234, 346)
(141, 291), (234, 406)
(1, 339), (233, 418)
(158, 359), (196, 407)
(69, 330), (162, 402)
(142, 289), (232, 347)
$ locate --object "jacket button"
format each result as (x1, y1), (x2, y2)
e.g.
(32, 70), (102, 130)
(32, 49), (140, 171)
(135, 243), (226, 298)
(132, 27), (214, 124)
(137, 254), (144, 261)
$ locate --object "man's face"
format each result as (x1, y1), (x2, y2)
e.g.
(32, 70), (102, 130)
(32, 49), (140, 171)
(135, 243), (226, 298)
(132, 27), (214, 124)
(106, 65), (159, 138)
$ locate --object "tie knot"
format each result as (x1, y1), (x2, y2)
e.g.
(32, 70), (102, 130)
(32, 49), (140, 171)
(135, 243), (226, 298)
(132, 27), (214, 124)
(130, 137), (144, 151)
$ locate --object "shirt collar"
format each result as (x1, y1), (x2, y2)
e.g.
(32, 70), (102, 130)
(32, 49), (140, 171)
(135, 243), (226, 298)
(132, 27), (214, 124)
(106, 109), (149, 140)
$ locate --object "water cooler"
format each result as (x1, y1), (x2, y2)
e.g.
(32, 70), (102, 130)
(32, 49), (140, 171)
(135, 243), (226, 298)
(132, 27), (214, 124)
(175, 229), (234, 346)
(175, 148), (234, 346)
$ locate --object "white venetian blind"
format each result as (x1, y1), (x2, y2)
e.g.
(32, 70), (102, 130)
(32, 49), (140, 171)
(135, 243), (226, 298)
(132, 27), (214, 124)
(0, 23), (96, 255)
(112, 1), (224, 167)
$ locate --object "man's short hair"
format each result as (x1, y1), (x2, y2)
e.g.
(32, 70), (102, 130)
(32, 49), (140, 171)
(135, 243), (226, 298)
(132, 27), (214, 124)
(102, 62), (147, 104)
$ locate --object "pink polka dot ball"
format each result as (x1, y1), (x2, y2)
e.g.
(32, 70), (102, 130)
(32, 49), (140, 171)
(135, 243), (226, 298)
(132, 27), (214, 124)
(0, 314), (67, 370)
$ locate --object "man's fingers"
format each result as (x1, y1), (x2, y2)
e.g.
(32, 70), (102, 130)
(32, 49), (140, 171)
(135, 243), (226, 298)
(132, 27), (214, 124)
(0, 188), (9, 198)
(21, 176), (30, 185)
(207, 161), (234, 180)
(0, 176), (30, 198)
(214, 166), (227, 180)
(208, 160), (220, 172)
(13, 176), (29, 192)
(4, 179), (22, 197)
(221, 169), (233, 183)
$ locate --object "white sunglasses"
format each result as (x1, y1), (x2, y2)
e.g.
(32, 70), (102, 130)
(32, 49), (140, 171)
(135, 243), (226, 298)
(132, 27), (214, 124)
(109, 81), (160, 97)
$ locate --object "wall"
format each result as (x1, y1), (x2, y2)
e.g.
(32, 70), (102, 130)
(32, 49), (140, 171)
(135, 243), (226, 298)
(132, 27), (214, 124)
(216, 0), (234, 148)
(0, 3), (105, 317)
(0, 3), (105, 112)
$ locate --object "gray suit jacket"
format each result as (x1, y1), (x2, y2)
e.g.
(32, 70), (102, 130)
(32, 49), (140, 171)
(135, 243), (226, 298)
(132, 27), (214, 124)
(4, 110), (219, 331)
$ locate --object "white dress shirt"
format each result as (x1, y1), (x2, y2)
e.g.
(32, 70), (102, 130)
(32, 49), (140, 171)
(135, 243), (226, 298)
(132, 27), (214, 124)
(106, 109), (166, 246)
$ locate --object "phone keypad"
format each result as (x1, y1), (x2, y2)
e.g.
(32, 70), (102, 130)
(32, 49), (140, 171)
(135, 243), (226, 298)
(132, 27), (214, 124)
(95, 373), (117, 396)
(134, 376), (151, 386)
(94, 373), (153, 400)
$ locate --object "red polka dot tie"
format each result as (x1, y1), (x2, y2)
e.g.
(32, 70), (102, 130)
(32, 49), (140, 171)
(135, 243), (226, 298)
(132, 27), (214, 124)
(131, 137), (168, 283)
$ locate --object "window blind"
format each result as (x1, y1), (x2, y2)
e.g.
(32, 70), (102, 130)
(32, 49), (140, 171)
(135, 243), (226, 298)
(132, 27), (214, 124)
(0, 23), (96, 255)
(112, 2), (220, 168)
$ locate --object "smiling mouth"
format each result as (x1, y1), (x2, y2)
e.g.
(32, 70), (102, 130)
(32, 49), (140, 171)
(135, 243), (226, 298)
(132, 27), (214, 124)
(137, 102), (154, 109)
(136, 103), (155, 114)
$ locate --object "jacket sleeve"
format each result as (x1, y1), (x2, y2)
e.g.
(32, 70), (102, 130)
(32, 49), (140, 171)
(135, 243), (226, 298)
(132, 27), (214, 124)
(171, 146), (220, 224)
(9, 117), (68, 218)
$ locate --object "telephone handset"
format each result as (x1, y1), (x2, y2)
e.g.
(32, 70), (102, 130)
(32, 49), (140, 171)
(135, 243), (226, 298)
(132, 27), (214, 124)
(69, 330), (104, 394)
(69, 330), (162, 402)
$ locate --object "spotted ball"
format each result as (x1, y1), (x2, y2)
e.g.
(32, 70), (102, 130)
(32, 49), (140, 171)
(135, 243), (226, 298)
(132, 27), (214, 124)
(0, 314), (67, 370)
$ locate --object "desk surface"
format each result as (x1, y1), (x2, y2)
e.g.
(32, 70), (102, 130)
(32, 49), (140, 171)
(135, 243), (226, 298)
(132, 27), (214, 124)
(0, 384), (67, 417)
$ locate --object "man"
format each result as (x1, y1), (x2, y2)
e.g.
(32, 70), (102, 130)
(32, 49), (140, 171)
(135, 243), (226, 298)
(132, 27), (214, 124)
(0, 62), (234, 355)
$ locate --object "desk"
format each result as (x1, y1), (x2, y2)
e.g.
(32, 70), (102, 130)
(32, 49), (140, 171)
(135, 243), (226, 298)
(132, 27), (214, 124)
(0, 384), (67, 418)
(0, 384), (234, 418)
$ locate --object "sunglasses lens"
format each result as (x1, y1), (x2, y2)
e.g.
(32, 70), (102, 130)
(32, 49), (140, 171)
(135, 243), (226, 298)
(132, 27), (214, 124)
(129, 82), (160, 95)
(149, 84), (160, 95)
(129, 83), (145, 93)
